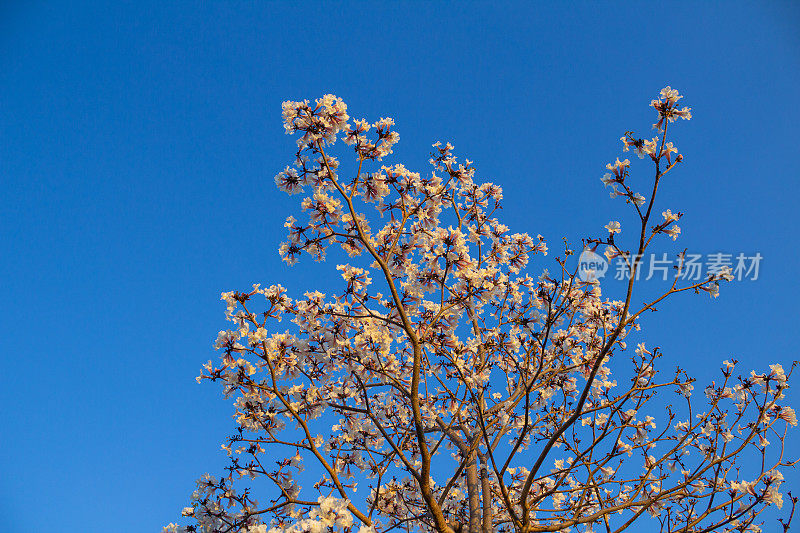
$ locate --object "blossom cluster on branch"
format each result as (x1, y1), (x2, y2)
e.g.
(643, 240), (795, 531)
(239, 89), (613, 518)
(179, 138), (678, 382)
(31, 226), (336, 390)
(166, 89), (797, 533)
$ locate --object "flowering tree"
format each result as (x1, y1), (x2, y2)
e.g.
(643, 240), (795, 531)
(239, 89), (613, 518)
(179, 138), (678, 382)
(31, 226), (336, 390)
(166, 89), (797, 533)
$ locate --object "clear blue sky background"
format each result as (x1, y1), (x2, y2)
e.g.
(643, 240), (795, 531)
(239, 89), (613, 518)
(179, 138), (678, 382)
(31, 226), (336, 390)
(1, 2), (798, 532)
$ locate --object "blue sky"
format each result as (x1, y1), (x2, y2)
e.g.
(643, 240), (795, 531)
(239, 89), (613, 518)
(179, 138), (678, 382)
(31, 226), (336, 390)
(1, 2), (799, 532)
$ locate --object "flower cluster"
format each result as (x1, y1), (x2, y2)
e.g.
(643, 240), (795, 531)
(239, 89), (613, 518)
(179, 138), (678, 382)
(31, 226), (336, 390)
(649, 86), (692, 131)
